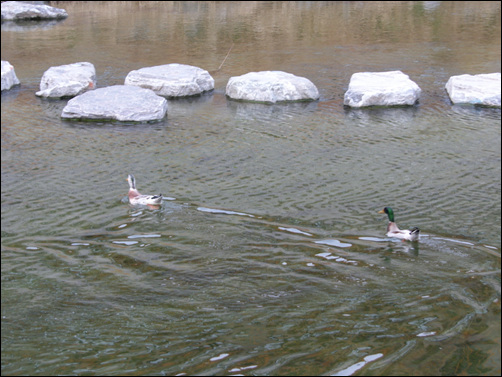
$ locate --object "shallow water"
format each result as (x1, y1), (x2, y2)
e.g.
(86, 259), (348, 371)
(1, 1), (501, 376)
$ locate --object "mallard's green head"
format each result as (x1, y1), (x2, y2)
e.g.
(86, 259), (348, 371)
(378, 206), (395, 222)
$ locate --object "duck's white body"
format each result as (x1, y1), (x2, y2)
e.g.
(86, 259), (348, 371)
(385, 221), (420, 241)
(127, 174), (162, 206)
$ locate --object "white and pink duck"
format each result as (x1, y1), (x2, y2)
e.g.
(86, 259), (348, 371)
(127, 174), (162, 206)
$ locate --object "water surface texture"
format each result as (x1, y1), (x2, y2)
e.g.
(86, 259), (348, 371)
(1, 2), (501, 376)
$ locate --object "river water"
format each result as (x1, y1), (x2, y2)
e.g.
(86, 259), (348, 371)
(1, 1), (500, 375)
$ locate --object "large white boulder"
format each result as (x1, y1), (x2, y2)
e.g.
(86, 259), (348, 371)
(36, 62), (96, 98)
(125, 63), (214, 97)
(445, 73), (501, 107)
(344, 71), (421, 107)
(61, 85), (167, 122)
(1, 60), (20, 91)
(226, 71), (319, 103)
(1, 1), (68, 20)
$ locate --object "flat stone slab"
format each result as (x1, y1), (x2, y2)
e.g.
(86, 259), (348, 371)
(124, 63), (214, 97)
(344, 71), (421, 107)
(1, 60), (20, 91)
(61, 85), (167, 122)
(226, 71), (320, 103)
(36, 62), (96, 98)
(1, 1), (68, 21)
(445, 73), (501, 107)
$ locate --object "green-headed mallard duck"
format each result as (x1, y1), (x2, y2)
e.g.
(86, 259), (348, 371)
(378, 207), (420, 241)
(127, 174), (162, 206)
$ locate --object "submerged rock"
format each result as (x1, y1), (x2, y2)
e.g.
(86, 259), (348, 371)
(226, 71), (319, 103)
(445, 73), (501, 107)
(125, 63), (214, 97)
(36, 62), (96, 98)
(1, 60), (20, 91)
(61, 85), (167, 122)
(344, 71), (421, 107)
(1, 1), (68, 20)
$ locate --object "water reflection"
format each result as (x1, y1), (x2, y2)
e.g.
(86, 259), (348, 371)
(1, 19), (67, 32)
(344, 105), (421, 124)
(227, 99), (319, 121)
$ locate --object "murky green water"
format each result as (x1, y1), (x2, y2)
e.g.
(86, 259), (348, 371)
(1, 2), (500, 375)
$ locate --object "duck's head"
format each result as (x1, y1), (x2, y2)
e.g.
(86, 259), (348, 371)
(378, 206), (395, 222)
(127, 174), (136, 190)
